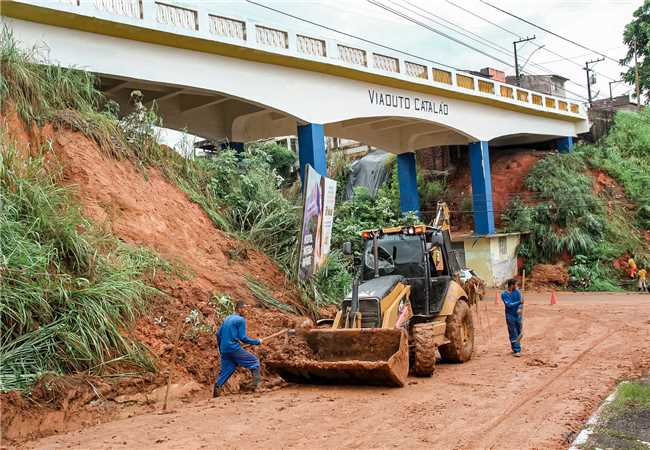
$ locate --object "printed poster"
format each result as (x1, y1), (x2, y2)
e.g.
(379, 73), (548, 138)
(298, 164), (337, 281)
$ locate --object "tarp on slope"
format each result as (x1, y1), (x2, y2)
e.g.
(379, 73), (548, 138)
(345, 150), (393, 200)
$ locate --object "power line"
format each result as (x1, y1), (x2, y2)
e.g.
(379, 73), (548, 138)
(536, 46), (627, 65)
(366, 0), (516, 68)
(396, 0), (514, 57)
(444, 0), (518, 38)
(244, 0), (459, 70)
(248, 0), (588, 102)
(479, 0), (629, 68)
(375, 0), (590, 101)
(444, 0), (617, 82)
(401, 0), (592, 96)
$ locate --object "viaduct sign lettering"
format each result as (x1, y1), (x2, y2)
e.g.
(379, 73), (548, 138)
(368, 89), (449, 116)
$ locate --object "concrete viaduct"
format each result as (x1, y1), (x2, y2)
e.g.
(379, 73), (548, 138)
(1, 0), (590, 235)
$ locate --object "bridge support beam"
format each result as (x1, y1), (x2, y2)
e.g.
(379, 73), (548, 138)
(397, 152), (420, 216)
(557, 136), (574, 153)
(469, 141), (496, 235)
(297, 123), (326, 181)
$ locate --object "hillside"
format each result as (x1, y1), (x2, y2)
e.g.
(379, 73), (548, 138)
(0, 36), (313, 443)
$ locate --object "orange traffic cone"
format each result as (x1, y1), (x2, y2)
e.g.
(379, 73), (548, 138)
(550, 290), (558, 305)
(495, 291), (500, 305)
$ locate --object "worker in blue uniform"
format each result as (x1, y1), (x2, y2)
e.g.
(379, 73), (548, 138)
(213, 300), (263, 397)
(501, 278), (523, 357)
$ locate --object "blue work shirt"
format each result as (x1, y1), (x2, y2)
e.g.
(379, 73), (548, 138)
(216, 313), (260, 354)
(501, 289), (522, 318)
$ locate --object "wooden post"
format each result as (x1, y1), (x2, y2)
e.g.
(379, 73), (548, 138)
(163, 319), (185, 412)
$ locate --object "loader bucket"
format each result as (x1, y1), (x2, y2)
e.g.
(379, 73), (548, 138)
(266, 328), (409, 387)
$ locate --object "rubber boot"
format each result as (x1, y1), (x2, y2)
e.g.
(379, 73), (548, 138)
(251, 368), (261, 390)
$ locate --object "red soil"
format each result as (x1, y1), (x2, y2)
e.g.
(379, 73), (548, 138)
(0, 110), (305, 444)
(448, 149), (544, 232)
(21, 292), (650, 450)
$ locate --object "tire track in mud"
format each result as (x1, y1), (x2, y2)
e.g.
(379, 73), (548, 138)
(469, 330), (615, 449)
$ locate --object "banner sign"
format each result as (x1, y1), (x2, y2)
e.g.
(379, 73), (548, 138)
(298, 164), (337, 281)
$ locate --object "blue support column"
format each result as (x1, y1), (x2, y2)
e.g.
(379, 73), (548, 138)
(469, 141), (496, 235)
(221, 142), (244, 153)
(397, 152), (420, 215)
(230, 142), (244, 153)
(557, 136), (574, 153)
(297, 123), (326, 180)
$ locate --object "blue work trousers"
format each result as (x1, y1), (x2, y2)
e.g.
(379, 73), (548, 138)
(506, 315), (522, 353)
(216, 348), (260, 387)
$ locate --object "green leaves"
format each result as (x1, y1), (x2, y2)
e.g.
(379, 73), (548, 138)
(1, 140), (162, 392)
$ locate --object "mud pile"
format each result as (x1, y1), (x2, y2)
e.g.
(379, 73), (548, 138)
(266, 329), (409, 387)
(530, 263), (569, 288)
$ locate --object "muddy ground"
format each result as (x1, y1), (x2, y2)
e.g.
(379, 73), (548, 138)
(12, 291), (650, 450)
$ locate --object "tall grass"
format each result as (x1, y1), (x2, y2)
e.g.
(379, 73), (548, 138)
(588, 109), (650, 229)
(0, 26), (353, 333)
(502, 123), (650, 290)
(0, 130), (163, 392)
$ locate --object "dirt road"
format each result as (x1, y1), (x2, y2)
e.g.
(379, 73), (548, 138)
(21, 292), (650, 450)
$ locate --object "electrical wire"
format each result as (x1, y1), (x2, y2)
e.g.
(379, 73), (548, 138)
(444, 0), (618, 82)
(479, 0), (629, 68)
(247, 0), (589, 102)
(371, 0), (589, 101)
(366, 0), (516, 68)
(244, 0), (459, 70)
(392, 0), (592, 96)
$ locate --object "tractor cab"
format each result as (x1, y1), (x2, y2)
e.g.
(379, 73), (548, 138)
(359, 224), (460, 317)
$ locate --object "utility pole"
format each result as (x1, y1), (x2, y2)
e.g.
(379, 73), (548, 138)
(608, 80), (623, 100)
(513, 36), (536, 86)
(584, 58), (605, 105)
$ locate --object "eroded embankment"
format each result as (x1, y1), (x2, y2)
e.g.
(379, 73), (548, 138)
(0, 110), (306, 444)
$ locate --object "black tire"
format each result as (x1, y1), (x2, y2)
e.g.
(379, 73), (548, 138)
(439, 299), (474, 363)
(411, 323), (436, 377)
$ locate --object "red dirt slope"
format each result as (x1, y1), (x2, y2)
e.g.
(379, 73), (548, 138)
(1, 111), (304, 443)
(447, 149), (544, 232)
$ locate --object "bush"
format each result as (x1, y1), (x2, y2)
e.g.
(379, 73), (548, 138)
(248, 141), (297, 184)
(332, 186), (401, 253)
(502, 110), (650, 290)
(0, 139), (163, 392)
(418, 176), (447, 209)
(586, 110), (650, 230)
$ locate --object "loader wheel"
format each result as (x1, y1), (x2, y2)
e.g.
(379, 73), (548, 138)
(439, 299), (474, 363)
(411, 323), (436, 377)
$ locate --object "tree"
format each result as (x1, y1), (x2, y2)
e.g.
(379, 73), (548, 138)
(622, 0), (650, 102)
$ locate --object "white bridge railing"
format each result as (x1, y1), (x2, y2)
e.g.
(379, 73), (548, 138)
(19, 0), (586, 118)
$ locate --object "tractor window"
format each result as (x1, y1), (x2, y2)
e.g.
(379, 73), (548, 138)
(362, 235), (425, 279)
(363, 246), (394, 276)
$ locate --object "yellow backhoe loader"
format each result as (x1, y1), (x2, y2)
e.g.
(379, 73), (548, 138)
(267, 203), (475, 387)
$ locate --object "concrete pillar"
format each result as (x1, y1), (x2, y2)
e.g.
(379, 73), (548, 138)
(557, 136), (574, 153)
(397, 152), (420, 215)
(230, 142), (244, 153)
(297, 123), (326, 180)
(469, 141), (496, 235)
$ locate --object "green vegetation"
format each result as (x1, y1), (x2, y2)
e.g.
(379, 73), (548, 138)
(0, 29), (359, 394)
(583, 380), (650, 450)
(0, 29), (175, 392)
(612, 381), (650, 410)
(502, 109), (650, 291)
(621, 0), (650, 101)
(0, 139), (163, 392)
(589, 109), (650, 229)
